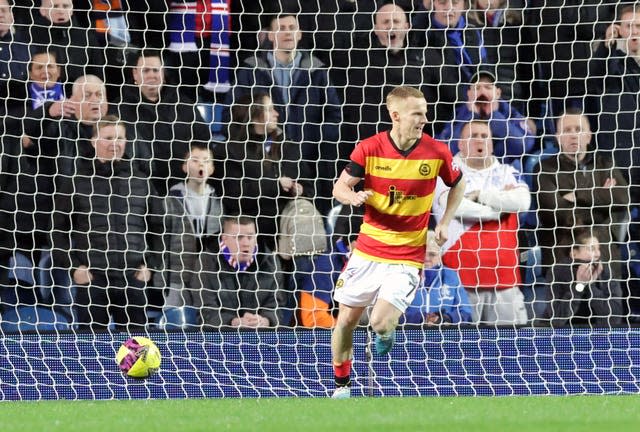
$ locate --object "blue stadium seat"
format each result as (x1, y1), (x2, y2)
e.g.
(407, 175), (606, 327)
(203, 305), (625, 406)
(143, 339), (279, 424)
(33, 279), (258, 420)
(0, 306), (71, 332)
(197, 101), (225, 141)
(522, 144), (558, 191)
(159, 307), (199, 330)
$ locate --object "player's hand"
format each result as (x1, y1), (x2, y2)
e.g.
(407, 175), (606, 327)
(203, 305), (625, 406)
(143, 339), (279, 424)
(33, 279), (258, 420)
(73, 266), (93, 285)
(351, 190), (373, 207)
(434, 223), (449, 246)
(562, 192), (576, 203)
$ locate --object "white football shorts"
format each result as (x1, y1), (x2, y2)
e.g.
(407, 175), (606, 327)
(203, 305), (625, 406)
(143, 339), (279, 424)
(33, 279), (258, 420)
(333, 253), (420, 312)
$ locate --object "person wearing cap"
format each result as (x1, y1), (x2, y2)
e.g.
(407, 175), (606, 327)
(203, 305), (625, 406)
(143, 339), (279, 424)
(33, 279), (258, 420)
(436, 69), (535, 169)
(410, 0), (486, 134)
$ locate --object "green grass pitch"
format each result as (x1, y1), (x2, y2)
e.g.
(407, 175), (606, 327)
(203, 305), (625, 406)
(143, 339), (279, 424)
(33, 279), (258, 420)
(2, 395), (640, 431)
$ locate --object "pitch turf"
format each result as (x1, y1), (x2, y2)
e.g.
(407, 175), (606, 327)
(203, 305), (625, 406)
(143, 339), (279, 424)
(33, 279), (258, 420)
(2, 395), (640, 431)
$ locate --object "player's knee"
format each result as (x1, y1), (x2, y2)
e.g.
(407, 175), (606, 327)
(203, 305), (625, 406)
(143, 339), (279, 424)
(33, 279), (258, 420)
(369, 315), (395, 336)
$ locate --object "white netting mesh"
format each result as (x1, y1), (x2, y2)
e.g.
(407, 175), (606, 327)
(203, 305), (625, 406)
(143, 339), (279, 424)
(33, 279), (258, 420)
(0, 0), (639, 399)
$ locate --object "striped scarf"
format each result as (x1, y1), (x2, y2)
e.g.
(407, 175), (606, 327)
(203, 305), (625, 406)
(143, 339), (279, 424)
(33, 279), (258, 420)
(167, 0), (231, 93)
(219, 239), (256, 272)
(92, 0), (130, 45)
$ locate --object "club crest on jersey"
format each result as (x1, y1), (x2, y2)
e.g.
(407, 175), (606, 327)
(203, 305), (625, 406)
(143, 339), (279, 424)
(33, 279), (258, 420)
(419, 163), (431, 176)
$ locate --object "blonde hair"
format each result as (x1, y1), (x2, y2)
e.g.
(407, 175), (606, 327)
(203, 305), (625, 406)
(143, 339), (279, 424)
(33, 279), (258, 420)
(386, 86), (425, 109)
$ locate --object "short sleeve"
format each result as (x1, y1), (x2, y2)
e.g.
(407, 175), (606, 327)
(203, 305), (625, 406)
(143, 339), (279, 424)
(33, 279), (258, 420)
(438, 147), (463, 187)
(350, 140), (366, 167)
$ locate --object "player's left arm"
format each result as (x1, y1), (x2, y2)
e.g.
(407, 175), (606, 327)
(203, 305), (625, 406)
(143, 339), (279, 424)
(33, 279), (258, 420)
(434, 177), (466, 246)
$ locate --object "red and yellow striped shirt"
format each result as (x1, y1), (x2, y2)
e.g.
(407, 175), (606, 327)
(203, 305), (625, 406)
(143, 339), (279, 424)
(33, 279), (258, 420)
(348, 131), (461, 267)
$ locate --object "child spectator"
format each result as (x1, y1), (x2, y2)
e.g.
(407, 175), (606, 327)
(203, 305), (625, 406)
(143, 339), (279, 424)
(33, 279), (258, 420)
(544, 229), (625, 327)
(168, 142), (222, 252)
(404, 231), (473, 325)
(163, 143), (223, 311)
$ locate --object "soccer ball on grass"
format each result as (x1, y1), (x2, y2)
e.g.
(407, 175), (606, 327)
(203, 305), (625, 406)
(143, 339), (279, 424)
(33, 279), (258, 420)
(116, 336), (161, 379)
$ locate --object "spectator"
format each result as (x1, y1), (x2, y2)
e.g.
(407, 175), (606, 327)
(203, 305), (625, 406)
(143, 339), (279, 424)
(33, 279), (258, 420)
(0, 75), (108, 309)
(26, 0), (105, 89)
(433, 119), (530, 325)
(225, 9), (342, 215)
(544, 229), (624, 327)
(404, 231), (473, 325)
(114, 49), (211, 197)
(467, 0), (531, 109)
(169, 142), (223, 252)
(436, 69), (535, 169)
(343, 2), (439, 152)
(7, 48), (64, 123)
(0, 0), (30, 118)
(199, 215), (285, 328)
(528, 0), (613, 118)
(51, 115), (166, 330)
(216, 92), (306, 252)
(536, 108), (629, 280)
(29, 74), (108, 177)
(26, 48), (64, 110)
(163, 142), (223, 311)
(587, 2), (640, 208)
(411, 0), (486, 133)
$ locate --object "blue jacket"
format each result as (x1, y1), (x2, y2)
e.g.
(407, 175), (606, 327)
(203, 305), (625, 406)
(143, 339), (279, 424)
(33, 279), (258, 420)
(436, 100), (534, 168)
(404, 265), (472, 325)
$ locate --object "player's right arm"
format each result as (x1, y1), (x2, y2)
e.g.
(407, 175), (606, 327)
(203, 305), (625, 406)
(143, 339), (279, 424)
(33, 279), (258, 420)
(332, 169), (373, 207)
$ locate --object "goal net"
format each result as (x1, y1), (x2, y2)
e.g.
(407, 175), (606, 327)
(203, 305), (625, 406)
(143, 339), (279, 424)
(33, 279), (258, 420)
(0, 0), (639, 400)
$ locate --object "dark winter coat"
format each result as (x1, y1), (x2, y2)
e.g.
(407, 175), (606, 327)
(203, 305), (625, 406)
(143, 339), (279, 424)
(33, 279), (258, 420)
(198, 242), (285, 327)
(586, 43), (640, 190)
(545, 258), (624, 327)
(26, 12), (106, 85)
(113, 85), (211, 196)
(536, 152), (629, 273)
(51, 158), (165, 275)
(410, 12), (485, 133)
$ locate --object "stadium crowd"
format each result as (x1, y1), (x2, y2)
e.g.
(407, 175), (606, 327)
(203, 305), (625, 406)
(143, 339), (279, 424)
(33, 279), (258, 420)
(0, 0), (639, 330)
